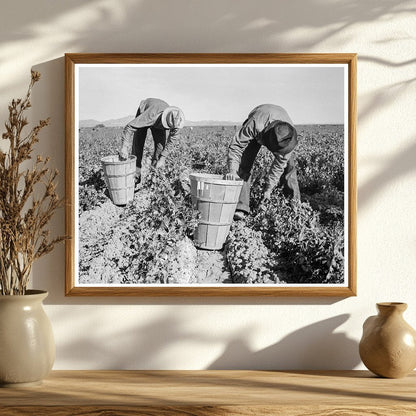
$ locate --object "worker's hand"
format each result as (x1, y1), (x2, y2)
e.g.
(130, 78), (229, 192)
(263, 189), (272, 200)
(118, 147), (128, 161)
(259, 190), (272, 207)
(155, 155), (166, 169)
(225, 171), (239, 181)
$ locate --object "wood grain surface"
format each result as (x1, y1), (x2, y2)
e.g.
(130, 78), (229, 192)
(1, 370), (415, 415)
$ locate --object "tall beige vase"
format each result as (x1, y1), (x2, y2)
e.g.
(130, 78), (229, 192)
(359, 302), (416, 378)
(0, 290), (55, 387)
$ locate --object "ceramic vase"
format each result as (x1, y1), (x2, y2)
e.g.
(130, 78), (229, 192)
(0, 290), (55, 387)
(359, 302), (416, 378)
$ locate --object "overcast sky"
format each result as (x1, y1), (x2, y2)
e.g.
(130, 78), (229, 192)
(78, 64), (346, 124)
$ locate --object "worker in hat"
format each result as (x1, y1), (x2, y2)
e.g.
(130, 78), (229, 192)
(225, 104), (300, 220)
(119, 98), (185, 182)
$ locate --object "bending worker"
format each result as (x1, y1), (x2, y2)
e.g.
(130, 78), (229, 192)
(119, 98), (185, 181)
(226, 104), (300, 220)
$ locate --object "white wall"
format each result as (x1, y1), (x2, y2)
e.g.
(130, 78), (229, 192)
(1, 0), (415, 370)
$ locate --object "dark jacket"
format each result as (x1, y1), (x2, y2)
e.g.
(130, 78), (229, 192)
(120, 98), (180, 156)
(228, 104), (298, 192)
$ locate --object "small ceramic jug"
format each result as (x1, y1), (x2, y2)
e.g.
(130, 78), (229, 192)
(359, 302), (416, 378)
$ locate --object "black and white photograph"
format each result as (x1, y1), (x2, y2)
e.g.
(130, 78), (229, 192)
(65, 54), (356, 296)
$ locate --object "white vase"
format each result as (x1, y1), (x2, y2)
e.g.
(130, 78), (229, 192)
(0, 290), (55, 386)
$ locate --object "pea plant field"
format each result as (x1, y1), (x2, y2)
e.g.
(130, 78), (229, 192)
(78, 124), (345, 285)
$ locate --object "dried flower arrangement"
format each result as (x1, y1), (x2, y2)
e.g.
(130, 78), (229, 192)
(0, 71), (65, 295)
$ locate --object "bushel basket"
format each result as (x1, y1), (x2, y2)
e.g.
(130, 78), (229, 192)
(101, 155), (136, 205)
(190, 173), (243, 250)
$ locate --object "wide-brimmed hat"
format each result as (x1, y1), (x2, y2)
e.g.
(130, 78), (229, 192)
(262, 121), (298, 155)
(161, 106), (185, 129)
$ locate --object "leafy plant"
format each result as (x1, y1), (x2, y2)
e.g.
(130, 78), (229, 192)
(226, 221), (281, 284)
(248, 194), (344, 283)
(78, 124), (345, 284)
(296, 126), (344, 194)
(0, 71), (65, 295)
(86, 161), (201, 285)
(127, 164), (199, 284)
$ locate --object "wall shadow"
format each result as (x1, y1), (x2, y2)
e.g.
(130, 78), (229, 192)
(207, 314), (360, 370)
(53, 311), (360, 370)
(54, 310), (215, 369)
(359, 56), (416, 67)
(358, 139), (416, 209)
(358, 78), (415, 126)
(0, 0), (414, 97)
(1, 0), (413, 55)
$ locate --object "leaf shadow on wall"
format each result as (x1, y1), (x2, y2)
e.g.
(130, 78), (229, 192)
(358, 139), (416, 209)
(0, 0), (414, 96)
(207, 314), (360, 370)
(53, 310), (216, 370)
(357, 52), (416, 209)
(53, 307), (359, 370)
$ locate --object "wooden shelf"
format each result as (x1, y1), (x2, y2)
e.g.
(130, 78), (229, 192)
(1, 370), (415, 415)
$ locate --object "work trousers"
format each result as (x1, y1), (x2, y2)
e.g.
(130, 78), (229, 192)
(236, 140), (300, 213)
(131, 127), (167, 177)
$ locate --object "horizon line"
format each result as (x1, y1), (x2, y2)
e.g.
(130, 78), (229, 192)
(79, 118), (344, 126)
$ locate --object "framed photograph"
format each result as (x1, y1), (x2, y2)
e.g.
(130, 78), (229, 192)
(65, 53), (356, 296)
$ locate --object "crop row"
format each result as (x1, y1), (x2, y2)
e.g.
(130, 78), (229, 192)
(78, 125), (345, 284)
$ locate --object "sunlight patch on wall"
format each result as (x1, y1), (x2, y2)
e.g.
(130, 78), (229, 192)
(0, 0), (139, 117)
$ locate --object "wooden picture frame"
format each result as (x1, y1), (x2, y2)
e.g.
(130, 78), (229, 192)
(65, 53), (356, 296)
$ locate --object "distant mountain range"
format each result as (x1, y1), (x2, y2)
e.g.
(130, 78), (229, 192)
(79, 116), (134, 128)
(79, 116), (240, 128)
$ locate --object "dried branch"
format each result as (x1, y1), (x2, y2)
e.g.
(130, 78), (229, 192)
(0, 71), (66, 295)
